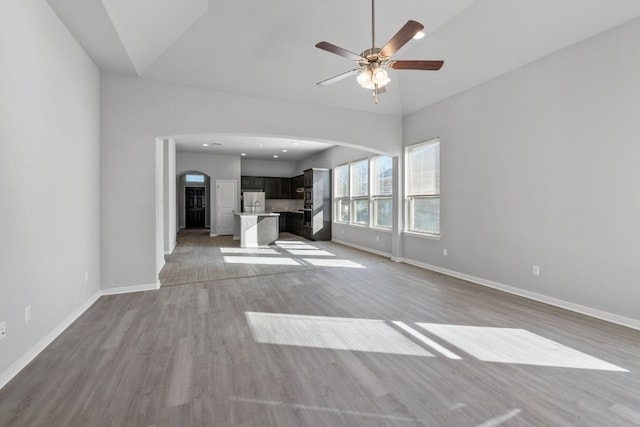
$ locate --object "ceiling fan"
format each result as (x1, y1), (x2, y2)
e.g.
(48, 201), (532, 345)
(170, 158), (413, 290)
(315, 0), (444, 104)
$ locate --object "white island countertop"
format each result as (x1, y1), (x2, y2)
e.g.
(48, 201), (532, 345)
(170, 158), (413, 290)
(233, 212), (280, 217)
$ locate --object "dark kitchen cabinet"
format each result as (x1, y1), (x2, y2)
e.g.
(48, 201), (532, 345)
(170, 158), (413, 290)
(264, 178), (280, 199)
(291, 213), (303, 236)
(241, 176), (264, 191)
(279, 213), (288, 232)
(279, 178), (291, 198)
(264, 177), (292, 199)
(292, 175), (304, 190)
(303, 168), (331, 241)
(303, 169), (313, 188)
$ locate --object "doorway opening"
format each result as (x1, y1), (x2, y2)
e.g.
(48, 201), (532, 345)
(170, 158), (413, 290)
(185, 186), (206, 228)
(177, 171), (211, 230)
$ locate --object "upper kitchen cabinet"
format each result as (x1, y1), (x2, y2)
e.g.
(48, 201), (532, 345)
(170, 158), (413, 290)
(241, 176), (264, 191)
(303, 170), (313, 188)
(264, 177), (292, 199)
(292, 175), (304, 190)
(279, 178), (291, 198)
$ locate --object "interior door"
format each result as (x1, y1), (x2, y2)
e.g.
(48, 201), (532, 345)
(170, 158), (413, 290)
(186, 187), (206, 228)
(216, 180), (237, 235)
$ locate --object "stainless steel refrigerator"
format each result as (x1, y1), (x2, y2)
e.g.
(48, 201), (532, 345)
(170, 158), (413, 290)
(242, 191), (265, 213)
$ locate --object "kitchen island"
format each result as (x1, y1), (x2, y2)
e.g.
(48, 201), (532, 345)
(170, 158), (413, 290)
(233, 212), (280, 248)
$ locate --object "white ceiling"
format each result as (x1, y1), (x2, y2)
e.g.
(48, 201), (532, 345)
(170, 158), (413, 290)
(47, 0), (640, 156)
(172, 134), (335, 161)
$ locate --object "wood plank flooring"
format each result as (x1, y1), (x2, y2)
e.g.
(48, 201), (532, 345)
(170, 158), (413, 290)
(1, 230), (640, 426)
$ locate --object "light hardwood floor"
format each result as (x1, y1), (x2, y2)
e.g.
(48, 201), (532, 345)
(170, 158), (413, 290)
(1, 230), (639, 426)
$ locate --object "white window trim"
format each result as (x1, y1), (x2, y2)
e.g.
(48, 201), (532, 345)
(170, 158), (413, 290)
(333, 156), (394, 229)
(404, 138), (441, 236)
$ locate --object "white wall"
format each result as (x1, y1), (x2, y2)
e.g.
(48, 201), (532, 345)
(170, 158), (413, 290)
(100, 73), (401, 289)
(163, 140), (177, 254)
(402, 18), (640, 324)
(241, 159), (297, 177)
(296, 146), (376, 174)
(0, 0), (100, 379)
(176, 152), (241, 235)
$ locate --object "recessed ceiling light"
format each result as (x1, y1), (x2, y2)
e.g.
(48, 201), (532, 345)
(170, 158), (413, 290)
(282, 149), (288, 152)
(202, 143), (209, 147)
(273, 155), (279, 158)
(413, 31), (425, 40)
(241, 153), (246, 156)
(292, 142), (300, 146)
(259, 144), (264, 147)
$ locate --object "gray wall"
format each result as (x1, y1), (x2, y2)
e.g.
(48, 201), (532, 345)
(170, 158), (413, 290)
(100, 72), (401, 289)
(241, 159), (297, 177)
(402, 18), (640, 322)
(296, 146), (376, 174)
(0, 0), (101, 377)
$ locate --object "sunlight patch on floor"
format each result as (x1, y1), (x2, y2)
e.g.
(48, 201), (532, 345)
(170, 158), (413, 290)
(245, 312), (434, 356)
(220, 247), (281, 255)
(223, 256), (300, 266)
(277, 244), (319, 250)
(303, 258), (365, 268)
(287, 249), (336, 256)
(417, 323), (628, 371)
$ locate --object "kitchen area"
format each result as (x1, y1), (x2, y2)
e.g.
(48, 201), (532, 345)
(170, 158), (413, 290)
(234, 168), (331, 247)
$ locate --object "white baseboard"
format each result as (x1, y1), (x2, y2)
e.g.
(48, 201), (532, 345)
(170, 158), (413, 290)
(0, 290), (101, 390)
(399, 257), (640, 331)
(209, 233), (219, 237)
(332, 239), (391, 258)
(101, 282), (160, 295)
(164, 240), (177, 255)
(0, 282), (160, 391)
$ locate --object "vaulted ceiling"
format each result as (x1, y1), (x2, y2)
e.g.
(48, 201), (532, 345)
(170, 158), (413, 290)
(48, 0), (640, 117)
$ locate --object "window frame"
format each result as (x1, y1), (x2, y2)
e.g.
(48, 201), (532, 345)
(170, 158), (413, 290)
(333, 163), (350, 224)
(333, 155), (393, 230)
(405, 138), (441, 237)
(370, 155), (393, 229)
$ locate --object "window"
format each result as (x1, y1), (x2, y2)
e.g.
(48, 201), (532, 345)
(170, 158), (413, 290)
(351, 159), (369, 225)
(406, 139), (440, 235)
(371, 156), (392, 228)
(185, 174), (205, 183)
(333, 156), (393, 229)
(334, 164), (350, 223)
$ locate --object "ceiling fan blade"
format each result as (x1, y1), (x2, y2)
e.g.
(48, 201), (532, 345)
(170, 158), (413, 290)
(388, 60), (444, 70)
(379, 20), (424, 58)
(316, 69), (360, 86)
(315, 42), (365, 62)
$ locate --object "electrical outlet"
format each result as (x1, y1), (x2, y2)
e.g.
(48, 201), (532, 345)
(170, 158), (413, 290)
(532, 265), (540, 276)
(25, 305), (31, 322)
(443, 248), (448, 256)
(0, 321), (6, 340)
(376, 235), (380, 242)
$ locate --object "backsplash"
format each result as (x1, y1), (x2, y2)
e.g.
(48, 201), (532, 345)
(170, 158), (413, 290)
(265, 199), (304, 212)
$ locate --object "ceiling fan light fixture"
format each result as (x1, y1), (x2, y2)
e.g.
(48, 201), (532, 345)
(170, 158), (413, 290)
(357, 67), (390, 90)
(372, 67), (389, 86)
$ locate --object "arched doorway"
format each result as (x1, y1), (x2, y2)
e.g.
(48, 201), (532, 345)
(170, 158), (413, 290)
(177, 171), (211, 230)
